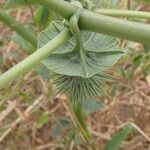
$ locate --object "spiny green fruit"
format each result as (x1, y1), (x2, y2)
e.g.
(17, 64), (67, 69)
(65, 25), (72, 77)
(37, 20), (124, 107)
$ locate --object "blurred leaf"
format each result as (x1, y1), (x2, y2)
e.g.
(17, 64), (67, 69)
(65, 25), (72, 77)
(4, 0), (36, 9)
(74, 132), (83, 145)
(61, 129), (83, 146)
(128, 54), (143, 79)
(141, 53), (150, 76)
(117, 68), (127, 79)
(8, 24), (35, 53)
(105, 124), (135, 150)
(9, 33), (35, 53)
(0, 37), (3, 47)
(5, 0), (27, 8)
(52, 117), (71, 137)
(109, 0), (120, 8)
(83, 99), (103, 114)
(37, 112), (49, 129)
(37, 64), (50, 79)
(144, 45), (150, 53)
(142, 65), (150, 76)
(34, 7), (61, 30)
(0, 55), (3, 75)
(0, 55), (3, 65)
(67, 130), (83, 145)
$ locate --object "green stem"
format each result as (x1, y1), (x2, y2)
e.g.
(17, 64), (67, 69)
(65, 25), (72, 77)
(68, 98), (98, 150)
(94, 9), (150, 19)
(0, 8), (37, 48)
(0, 30), (72, 88)
(69, 8), (83, 51)
(34, 0), (150, 45)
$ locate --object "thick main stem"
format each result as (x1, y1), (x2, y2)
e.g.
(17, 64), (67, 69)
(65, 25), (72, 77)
(0, 8), (37, 48)
(0, 30), (72, 88)
(94, 9), (150, 19)
(34, 0), (150, 45)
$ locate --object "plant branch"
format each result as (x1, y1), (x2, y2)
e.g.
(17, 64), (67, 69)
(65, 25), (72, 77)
(94, 9), (150, 20)
(0, 8), (37, 48)
(34, 0), (150, 45)
(67, 97), (98, 150)
(0, 30), (72, 88)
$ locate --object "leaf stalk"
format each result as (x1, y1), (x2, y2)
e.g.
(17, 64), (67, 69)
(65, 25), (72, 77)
(94, 9), (150, 20)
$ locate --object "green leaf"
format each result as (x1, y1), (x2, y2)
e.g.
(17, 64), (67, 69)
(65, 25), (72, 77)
(34, 7), (61, 30)
(73, 132), (83, 145)
(0, 55), (3, 75)
(38, 21), (124, 78)
(37, 64), (50, 79)
(105, 124), (135, 150)
(68, 130), (83, 145)
(5, 0), (26, 8)
(4, 0), (36, 9)
(144, 44), (150, 53)
(37, 112), (49, 129)
(4, 0), (34, 9)
(83, 99), (103, 114)
(9, 33), (35, 53)
(128, 54), (143, 79)
(51, 117), (71, 137)
(8, 24), (35, 53)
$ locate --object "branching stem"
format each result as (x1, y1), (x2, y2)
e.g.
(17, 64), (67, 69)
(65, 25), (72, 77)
(1, 0), (150, 87)
(0, 8), (37, 48)
(0, 30), (72, 88)
(34, 0), (150, 45)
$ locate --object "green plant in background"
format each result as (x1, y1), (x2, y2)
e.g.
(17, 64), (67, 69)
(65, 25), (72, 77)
(0, 0), (150, 149)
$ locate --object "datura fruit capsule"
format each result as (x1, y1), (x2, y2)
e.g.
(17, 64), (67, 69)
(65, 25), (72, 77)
(37, 8), (124, 148)
(38, 13), (124, 107)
